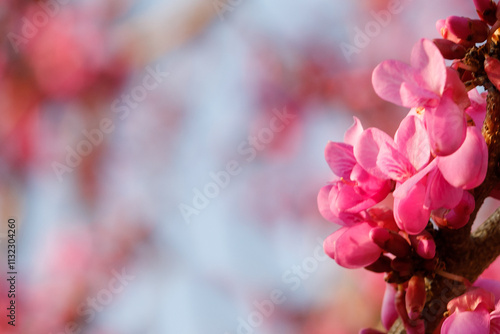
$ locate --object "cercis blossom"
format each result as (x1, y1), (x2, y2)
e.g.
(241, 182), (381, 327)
(319, 37), (488, 272)
(372, 38), (470, 156)
(442, 284), (500, 333)
(318, 3), (499, 333)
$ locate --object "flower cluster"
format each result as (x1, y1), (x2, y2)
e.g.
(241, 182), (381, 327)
(317, 0), (500, 332)
(319, 37), (487, 270)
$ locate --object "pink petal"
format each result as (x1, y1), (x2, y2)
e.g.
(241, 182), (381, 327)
(410, 38), (447, 97)
(475, 279), (500, 304)
(400, 81), (440, 107)
(376, 142), (415, 181)
(354, 127), (395, 179)
(490, 301), (500, 334)
(335, 181), (381, 214)
(350, 164), (392, 202)
(344, 116), (364, 146)
(393, 158), (437, 200)
(394, 115), (431, 171)
(317, 185), (339, 223)
(372, 59), (418, 107)
(325, 141), (356, 179)
(441, 190), (475, 229)
(424, 93), (467, 156)
(424, 167), (463, 210)
(445, 67), (470, 110)
(381, 284), (398, 330)
(485, 56), (500, 91)
(448, 288), (496, 314)
(394, 180), (430, 234)
(466, 88), (487, 130)
(324, 222), (382, 269)
(323, 227), (346, 260)
(441, 306), (491, 334)
(438, 126), (488, 189)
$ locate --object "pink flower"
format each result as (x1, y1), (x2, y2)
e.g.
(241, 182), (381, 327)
(323, 208), (399, 269)
(323, 222), (382, 269)
(372, 38), (469, 156)
(442, 287), (500, 334)
(318, 117), (391, 225)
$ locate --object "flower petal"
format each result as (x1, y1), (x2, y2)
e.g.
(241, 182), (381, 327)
(324, 222), (382, 269)
(424, 167), (463, 210)
(438, 126), (488, 189)
(354, 128), (395, 179)
(466, 88), (487, 130)
(376, 142), (415, 181)
(410, 39), (447, 97)
(441, 306), (490, 334)
(395, 115), (431, 171)
(318, 184), (339, 223)
(325, 141), (356, 179)
(372, 59), (416, 107)
(394, 179), (430, 234)
(424, 93), (466, 156)
(344, 116), (364, 146)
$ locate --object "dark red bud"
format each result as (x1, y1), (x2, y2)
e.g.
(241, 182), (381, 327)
(433, 39), (467, 59)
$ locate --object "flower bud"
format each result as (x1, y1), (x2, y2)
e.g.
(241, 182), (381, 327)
(474, 0), (498, 25)
(437, 16), (489, 47)
(365, 254), (392, 273)
(433, 38), (467, 59)
(406, 275), (426, 321)
(485, 55), (500, 91)
(370, 227), (411, 258)
(391, 257), (413, 276)
(409, 231), (436, 259)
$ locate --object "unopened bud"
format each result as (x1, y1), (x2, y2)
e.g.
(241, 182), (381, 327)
(406, 275), (426, 321)
(365, 254), (392, 273)
(433, 38), (467, 59)
(437, 16), (489, 47)
(485, 55), (500, 91)
(474, 0), (498, 25)
(409, 231), (436, 259)
(370, 227), (410, 258)
(391, 257), (413, 276)
(405, 319), (425, 334)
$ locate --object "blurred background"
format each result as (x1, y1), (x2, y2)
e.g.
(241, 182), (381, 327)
(1, 0), (499, 333)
